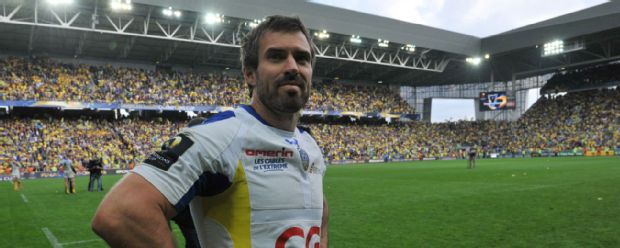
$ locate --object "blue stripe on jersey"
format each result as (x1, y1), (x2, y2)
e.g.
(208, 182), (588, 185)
(200, 111), (235, 125)
(174, 171), (232, 211)
(240, 105), (271, 127)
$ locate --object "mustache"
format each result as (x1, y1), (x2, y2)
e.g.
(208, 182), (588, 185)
(275, 73), (307, 88)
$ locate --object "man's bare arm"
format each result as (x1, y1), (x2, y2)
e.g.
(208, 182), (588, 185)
(321, 194), (329, 248)
(92, 173), (177, 247)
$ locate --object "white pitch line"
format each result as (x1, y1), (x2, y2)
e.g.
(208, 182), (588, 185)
(42, 227), (62, 248)
(20, 193), (29, 203)
(60, 239), (101, 246)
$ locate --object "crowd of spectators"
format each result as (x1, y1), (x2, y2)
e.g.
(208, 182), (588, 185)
(1, 117), (131, 173)
(1, 55), (618, 173)
(308, 81), (414, 113)
(0, 116), (184, 173)
(312, 88), (619, 161)
(2, 87), (617, 172)
(0, 56), (413, 114)
(0, 57), (247, 107)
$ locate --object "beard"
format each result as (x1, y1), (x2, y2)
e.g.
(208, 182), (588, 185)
(256, 72), (310, 114)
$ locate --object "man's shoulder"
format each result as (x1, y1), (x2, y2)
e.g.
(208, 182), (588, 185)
(182, 109), (245, 147)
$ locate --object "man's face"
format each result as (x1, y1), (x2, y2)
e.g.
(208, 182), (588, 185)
(246, 31), (313, 114)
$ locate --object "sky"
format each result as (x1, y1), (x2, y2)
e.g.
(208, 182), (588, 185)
(431, 99), (476, 123)
(309, 0), (608, 37)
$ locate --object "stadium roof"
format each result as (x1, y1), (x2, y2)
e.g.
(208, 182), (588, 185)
(0, 0), (619, 86)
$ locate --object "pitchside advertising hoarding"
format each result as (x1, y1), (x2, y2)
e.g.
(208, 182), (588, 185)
(0, 169), (131, 181)
(479, 91), (516, 111)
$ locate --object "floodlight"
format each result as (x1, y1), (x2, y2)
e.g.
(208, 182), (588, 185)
(163, 7), (172, 16)
(350, 35), (362, 44)
(248, 19), (263, 28)
(163, 7), (182, 17)
(314, 30), (330, 39)
(466, 57), (482, 65)
(378, 39), (389, 48)
(47, 0), (74, 5)
(110, 0), (132, 11)
(484, 53), (490, 59)
(205, 13), (224, 24)
(542, 40), (564, 56)
(401, 44), (415, 52)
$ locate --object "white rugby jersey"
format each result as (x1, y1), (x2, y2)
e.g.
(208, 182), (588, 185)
(61, 159), (74, 177)
(133, 105), (326, 248)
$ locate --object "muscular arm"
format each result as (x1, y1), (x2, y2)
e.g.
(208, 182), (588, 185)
(321, 194), (329, 248)
(92, 173), (177, 247)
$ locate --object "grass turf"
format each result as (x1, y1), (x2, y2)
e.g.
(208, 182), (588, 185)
(2, 156), (619, 247)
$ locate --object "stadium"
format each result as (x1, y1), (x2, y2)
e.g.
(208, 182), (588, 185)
(1, 0), (619, 247)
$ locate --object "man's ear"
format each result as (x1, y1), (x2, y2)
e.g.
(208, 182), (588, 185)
(243, 67), (256, 88)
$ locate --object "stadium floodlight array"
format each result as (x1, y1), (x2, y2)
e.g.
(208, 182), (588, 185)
(162, 7), (181, 18)
(543, 40), (564, 56)
(314, 30), (330, 40)
(110, 0), (132, 11)
(350, 35), (362, 44)
(46, 0), (74, 5)
(466, 57), (482, 65)
(541, 39), (585, 57)
(248, 19), (264, 28)
(378, 39), (389, 47)
(204, 13), (224, 24)
(401, 44), (416, 52)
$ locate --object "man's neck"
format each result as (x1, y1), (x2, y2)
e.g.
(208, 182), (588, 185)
(251, 100), (299, 132)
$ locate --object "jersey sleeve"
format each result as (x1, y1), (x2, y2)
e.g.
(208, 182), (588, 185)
(132, 124), (236, 209)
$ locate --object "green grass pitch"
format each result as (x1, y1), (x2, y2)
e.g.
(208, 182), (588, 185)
(2, 156), (619, 247)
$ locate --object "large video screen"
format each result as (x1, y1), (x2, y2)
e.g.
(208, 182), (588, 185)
(479, 91), (516, 111)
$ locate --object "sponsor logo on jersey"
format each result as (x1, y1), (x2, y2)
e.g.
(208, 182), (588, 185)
(245, 148), (294, 172)
(299, 148), (310, 171)
(276, 226), (321, 248)
(245, 148), (294, 158)
(144, 134), (194, 171)
(284, 138), (315, 174)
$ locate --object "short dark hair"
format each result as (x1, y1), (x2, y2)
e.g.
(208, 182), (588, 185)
(240, 15), (315, 97)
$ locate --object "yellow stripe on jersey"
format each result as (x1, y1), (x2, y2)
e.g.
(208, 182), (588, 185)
(202, 160), (251, 247)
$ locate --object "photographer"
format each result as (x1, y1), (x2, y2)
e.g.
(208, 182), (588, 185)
(87, 158), (104, 192)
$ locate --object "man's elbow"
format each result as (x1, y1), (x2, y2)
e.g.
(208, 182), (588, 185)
(91, 208), (121, 238)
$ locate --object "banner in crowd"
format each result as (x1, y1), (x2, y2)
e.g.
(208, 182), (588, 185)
(0, 169), (131, 181)
(120, 104), (216, 112)
(1, 100), (118, 109)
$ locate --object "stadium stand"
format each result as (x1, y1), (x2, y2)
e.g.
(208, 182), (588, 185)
(541, 63), (620, 94)
(2, 67), (618, 171)
(0, 57), (413, 114)
(311, 87), (619, 163)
